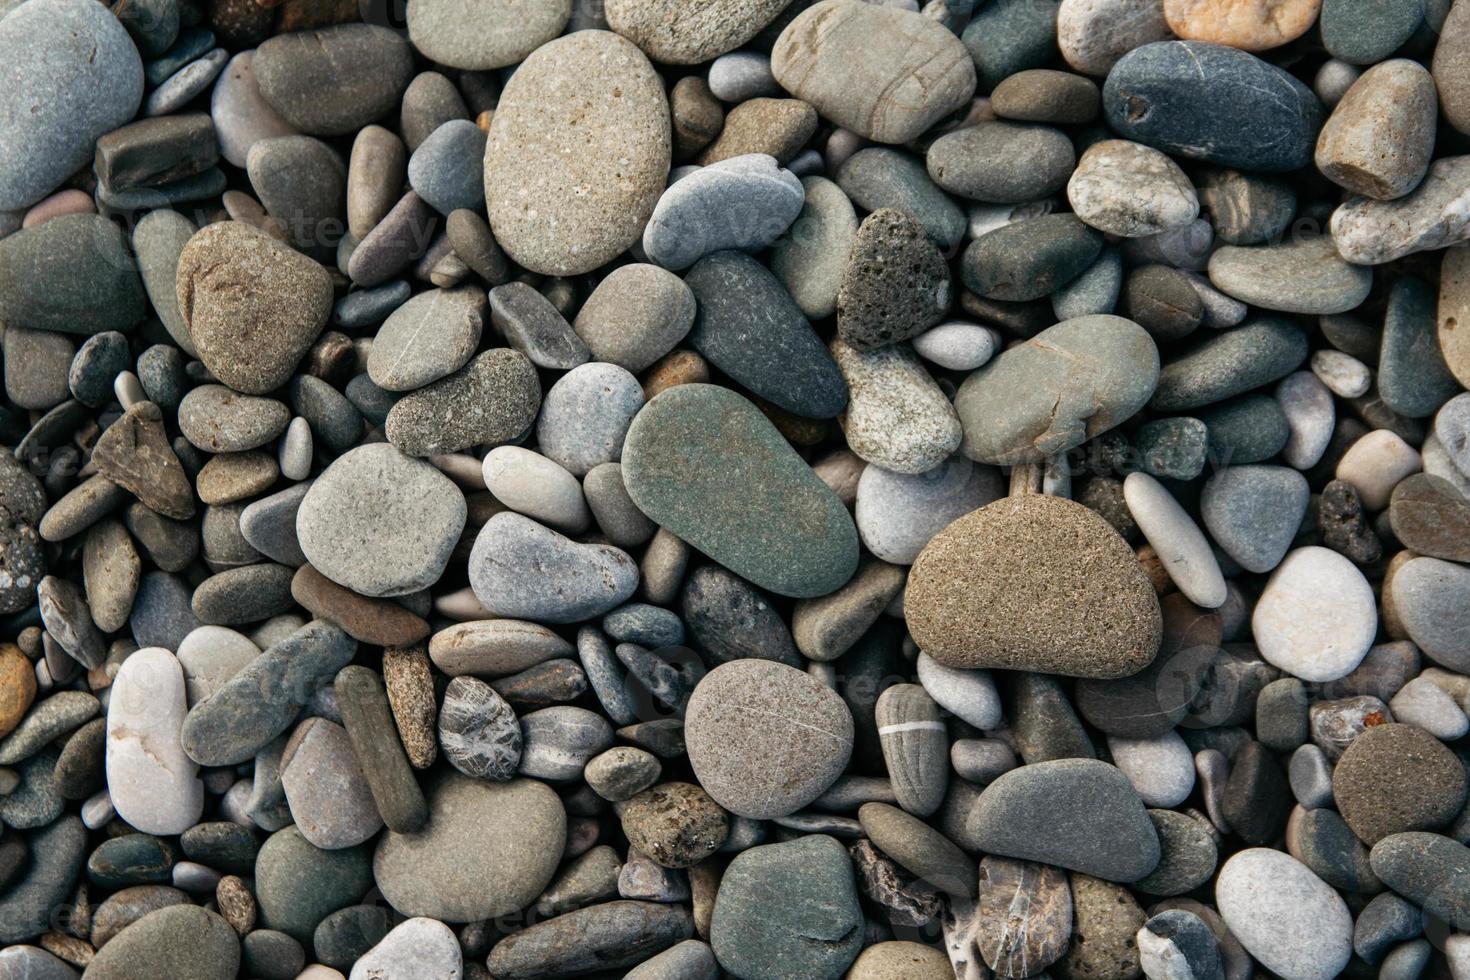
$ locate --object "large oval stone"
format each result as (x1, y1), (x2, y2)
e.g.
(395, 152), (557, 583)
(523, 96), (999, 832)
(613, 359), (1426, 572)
(906, 494), (1161, 677)
(106, 648), (203, 836)
(0, 214), (146, 334)
(253, 25), (414, 137)
(771, 0), (975, 144)
(606, 0), (790, 64)
(622, 384), (859, 598)
(1215, 849), (1353, 980)
(0, 0), (143, 210)
(373, 773), (565, 922)
(1103, 40), (1323, 171)
(955, 315), (1159, 465)
(485, 31), (671, 276)
(83, 905), (239, 980)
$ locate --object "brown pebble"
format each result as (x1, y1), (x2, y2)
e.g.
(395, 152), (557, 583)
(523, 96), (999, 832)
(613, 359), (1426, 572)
(641, 348), (709, 402)
(90, 403), (196, 520)
(39, 931), (93, 968)
(194, 452), (280, 506)
(906, 495), (1162, 678)
(216, 875), (256, 936)
(290, 564), (431, 647)
(697, 98), (818, 166)
(0, 645), (37, 739)
(1332, 722), (1468, 844)
(382, 646), (438, 769)
(620, 782), (730, 869)
(1388, 473), (1470, 562)
(670, 77), (724, 161)
(1056, 874), (1145, 980)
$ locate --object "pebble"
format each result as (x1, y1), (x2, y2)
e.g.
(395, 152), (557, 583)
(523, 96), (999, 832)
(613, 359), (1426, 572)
(1324, 0), (1425, 64)
(606, 0), (788, 63)
(1069, 139), (1199, 237)
(1436, 0), (1470, 133)
(621, 782), (729, 869)
(437, 676), (521, 781)
(483, 447), (589, 533)
(144, 47), (228, 118)
(1331, 156), (1470, 264)
(1109, 732), (1195, 808)
(469, 513), (637, 623)
(907, 494), (1160, 676)
(1125, 472), (1228, 608)
(572, 265), (694, 373)
(1442, 245), (1470, 388)
(83, 905), (239, 980)
(347, 917), (460, 980)
(770, 0), (975, 143)
(1252, 546), (1378, 682)
(926, 122), (1075, 204)
(1332, 722), (1467, 843)
(684, 250), (847, 420)
(832, 340), (961, 475)
(105, 648), (203, 836)
(916, 654), (1002, 730)
(684, 659), (853, 819)
(429, 619), (572, 677)
(1151, 317), (1308, 411)
(874, 684), (948, 818)
(709, 834), (862, 978)
(254, 26), (413, 137)
(1137, 810), (1218, 896)
(962, 0), (1062, 90)
(1104, 41), (1322, 172)
(332, 666), (427, 834)
(911, 322), (999, 372)
(254, 826), (373, 943)
(518, 704), (613, 780)
(992, 68), (1101, 123)
(0, 0), (143, 211)
(406, 120), (485, 215)
(707, 51), (779, 101)
(1058, 0), (1172, 76)
(487, 900), (693, 978)
(385, 348), (541, 457)
(176, 222), (333, 395)
(408, 0), (567, 68)
(837, 147), (968, 250)
(485, 31), (670, 276)
(1316, 60), (1437, 201)
(1214, 849), (1353, 980)
(1335, 428), (1421, 509)
(836, 209), (950, 352)
(211, 51), (297, 169)
(373, 773), (564, 921)
(623, 384), (858, 598)
(962, 213), (1104, 302)
(366, 286), (484, 392)
(1207, 237), (1373, 315)
(643, 154), (803, 271)
(955, 315), (1159, 464)
(535, 362), (643, 476)
(697, 98), (817, 166)
(1138, 908), (1224, 980)
(963, 758), (1160, 882)
(0, 214), (146, 335)
(1381, 276), (1458, 419)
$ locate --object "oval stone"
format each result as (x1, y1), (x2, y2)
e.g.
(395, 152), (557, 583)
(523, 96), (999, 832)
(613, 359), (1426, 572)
(906, 494), (1162, 677)
(83, 905), (239, 980)
(1103, 40), (1323, 171)
(622, 384), (859, 598)
(373, 773), (565, 922)
(606, 0), (789, 64)
(1252, 546), (1377, 683)
(253, 25), (414, 137)
(1215, 849), (1353, 980)
(106, 648), (203, 836)
(771, 0), (975, 144)
(0, 0), (143, 211)
(485, 31), (671, 276)
(408, 0), (569, 69)
(955, 315), (1159, 465)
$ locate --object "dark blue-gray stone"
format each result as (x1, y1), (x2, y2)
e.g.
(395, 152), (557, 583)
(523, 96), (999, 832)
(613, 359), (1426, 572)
(68, 332), (130, 408)
(332, 280), (411, 328)
(129, 571), (201, 651)
(145, 28), (217, 87)
(312, 904), (390, 968)
(0, 214), (147, 334)
(1379, 276), (1459, 419)
(180, 620), (356, 766)
(289, 375), (363, 454)
(624, 385), (859, 600)
(1104, 41), (1323, 172)
(87, 833), (175, 888)
(255, 826), (374, 943)
(0, 815), (86, 943)
(684, 251), (847, 420)
(137, 344), (189, 412)
(1197, 394), (1291, 466)
(603, 603), (685, 648)
(1321, 0), (1424, 64)
(407, 119), (487, 215)
(836, 148), (967, 250)
(961, 214), (1103, 302)
(710, 835), (862, 979)
(1149, 317), (1309, 411)
(962, 0), (1061, 91)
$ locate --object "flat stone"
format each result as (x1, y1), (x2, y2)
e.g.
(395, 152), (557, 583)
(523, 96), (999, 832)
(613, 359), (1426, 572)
(697, 97), (815, 166)
(429, 620), (573, 679)
(254, 25), (413, 137)
(1325, 0), (1424, 63)
(92, 403), (196, 521)
(535, 361), (643, 476)
(488, 281), (589, 371)
(0, 214), (146, 334)
(607, 0), (787, 63)
(519, 705), (613, 780)
(1110, 732), (1195, 808)
(684, 250), (847, 420)
(83, 905), (239, 980)
(962, 214), (1103, 302)
(373, 773), (565, 921)
(1137, 909), (1224, 980)
(572, 264), (694, 373)
(1164, 0), (1320, 50)
(1332, 156), (1470, 265)
(622, 384), (859, 598)
(281, 717), (382, 850)
(1370, 832), (1470, 931)
(1150, 317), (1308, 411)
(437, 676), (521, 781)
(385, 348), (542, 457)
(255, 826), (374, 943)
(1215, 848), (1353, 980)
(685, 659), (853, 819)
(643, 154), (803, 271)
(837, 147), (967, 250)
(367, 286), (484, 392)
(771, 0), (974, 143)
(180, 620), (356, 767)
(407, 120), (486, 215)
(485, 30), (670, 276)
(770, 176), (858, 321)
(1208, 237), (1372, 315)
(1136, 810), (1218, 896)
(962, 0), (1062, 91)
(0, 815), (86, 943)
(211, 51), (298, 169)
(926, 122), (1075, 204)
(409, 0), (566, 66)
(0, 0), (143, 211)
(176, 222), (333, 394)
(487, 901), (693, 979)
(962, 758), (1160, 882)
(679, 566), (800, 668)
(468, 513), (637, 624)
(1068, 139), (1199, 237)
(958, 857), (1071, 976)
(1253, 546), (1377, 682)
(956, 315), (1158, 465)
(106, 648), (203, 836)
(36, 576), (105, 670)
(1125, 472), (1227, 608)
(710, 835), (862, 979)
(1103, 40), (1322, 171)
(297, 444), (466, 598)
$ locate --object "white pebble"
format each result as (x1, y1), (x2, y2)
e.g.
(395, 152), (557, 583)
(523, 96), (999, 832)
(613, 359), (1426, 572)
(912, 321), (1000, 372)
(916, 653), (1002, 730)
(1123, 472), (1226, 608)
(1309, 349), (1372, 398)
(1389, 676), (1470, 740)
(1108, 732), (1195, 807)
(1252, 547), (1377, 683)
(279, 416), (313, 480)
(1335, 429), (1421, 510)
(1276, 371), (1335, 469)
(483, 445), (591, 533)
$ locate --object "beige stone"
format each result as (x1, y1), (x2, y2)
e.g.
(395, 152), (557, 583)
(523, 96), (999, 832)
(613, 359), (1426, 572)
(1164, 0), (1320, 51)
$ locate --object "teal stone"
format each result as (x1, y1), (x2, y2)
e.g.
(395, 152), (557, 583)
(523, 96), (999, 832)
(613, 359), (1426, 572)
(1379, 276), (1459, 419)
(1321, 0), (1425, 64)
(962, 0), (1061, 91)
(954, 315), (1159, 465)
(86, 834), (175, 888)
(1149, 317), (1308, 412)
(710, 835), (863, 980)
(1197, 394), (1291, 466)
(255, 826), (375, 943)
(961, 214), (1103, 302)
(622, 384), (859, 599)
(0, 214), (146, 334)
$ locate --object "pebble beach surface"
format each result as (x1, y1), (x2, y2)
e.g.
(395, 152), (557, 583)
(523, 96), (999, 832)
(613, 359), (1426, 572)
(1, 0), (1470, 977)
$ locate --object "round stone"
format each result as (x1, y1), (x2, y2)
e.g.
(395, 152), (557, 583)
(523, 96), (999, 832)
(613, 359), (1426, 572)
(906, 494), (1161, 678)
(350, 917), (462, 980)
(642, 153), (803, 271)
(437, 677), (521, 781)
(684, 659), (854, 820)
(1215, 849), (1353, 980)
(1332, 723), (1468, 844)
(1315, 60), (1437, 201)
(832, 340), (961, 476)
(296, 444), (467, 597)
(367, 287), (485, 393)
(962, 214), (1103, 303)
(1068, 139), (1199, 238)
(485, 30), (671, 276)
(255, 827), (374, 943)
(926, 122), (1075, 204)
(1058, 0), (1173, 76)
(384, 348), (541, 457)
(536, 362), (644, 477)
(1163, 0), (1320, 50)
(1252, 547), (1377, 683)
(468, 513), (637, 624)
(373, 773), (565, 922)
(83, 905), (239, 980)
(1199, 465), (1309, 573)
(835, 208), (951, 352)
(408, 0), (569, 69)
(572, 264), (695, 374)
(1108, 732), (1195, 808)
(281, 718), (382, 850)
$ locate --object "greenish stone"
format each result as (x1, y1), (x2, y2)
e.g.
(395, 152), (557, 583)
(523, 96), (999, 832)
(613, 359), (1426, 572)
(954, 315), (1159, 465)
(710, 835), (863, 979)
(255, 826), (374, 944)
(1379, 276), (1459, 419)
(835, 148), (967, 250)
(622, 384), (859, 599)
(961, 214), (1103, 302)
(0, 214), (146, 334)
(962, 0), (1061, 90)
(1149, 317), (1308, 412)
(82, 905), (240, 980)
(1197, 395), (1291, 466)
(87, 833), (175, 888)
(1135, 417), (1208, 480)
